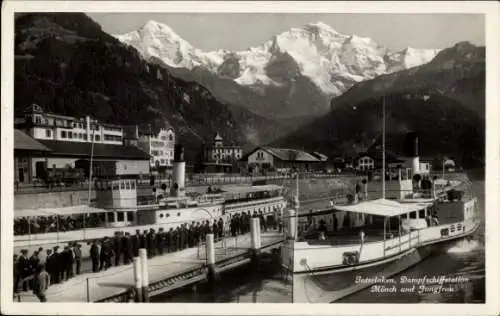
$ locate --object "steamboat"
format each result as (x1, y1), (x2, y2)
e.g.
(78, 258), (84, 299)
(280, 100), (480, 303)
(14, 145), (287, 253)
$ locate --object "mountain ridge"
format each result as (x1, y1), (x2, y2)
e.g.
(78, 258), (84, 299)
(115, 20), (441, 118)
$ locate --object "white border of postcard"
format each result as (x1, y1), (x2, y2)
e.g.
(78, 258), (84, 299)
(2, 1), (499, 316)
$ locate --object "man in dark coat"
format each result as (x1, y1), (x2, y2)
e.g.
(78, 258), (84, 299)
(28, 251), (40, 289)
(51, 246), (61, 284)
(18, 250), (30, 291)
(212, 219), (219, 239)
(141, 230), (148, 250)
(168, 227), (175, 252)
(147, 229), (156, 257)
(62, 246), (74, 280)
(122, 232), (132, 264)
(174, 226), (180, 251)
(13, 254), (20, 294)
(90, 241), (100, 272)
(73, 243), (82, 275)
(194, 222), (201, 245)
(132, 230), (141, 257)
(44, 249), (54, 284)
(114, 232), (122, 266)
(218, 218), (224, 238)
(188, 222), (195, 247)
(156, 228), (164, 256)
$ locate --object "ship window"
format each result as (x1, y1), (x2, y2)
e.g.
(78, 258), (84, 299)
(117, 212), (124, 222)
(419, 209), (426, 218)
(112, 183), (119, 190)
(131, 182), (135, 189)
(177, 212), (181, 216)
(409, 211), (417, 219)
(159, 213), (164, 218)
(120, 182), (125, 189)
(127, 212), (133, 222)
(126, 181), (131, 190)
(108, 212), (115, 222)
(166, 213), (170, 217)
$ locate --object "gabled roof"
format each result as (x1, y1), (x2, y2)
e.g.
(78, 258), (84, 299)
(312, 152), (329, 161)
(14, 130), (51, 152)
(38, 140), (150, 160)
(262, 147), (321, 162)
(333, 198), (433, 217)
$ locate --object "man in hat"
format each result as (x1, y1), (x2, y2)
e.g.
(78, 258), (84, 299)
(132, 229), (141, 257)
(35, 264), (50, 302)
(51, 246), (61, 284)
(90, 240), (100, 272)
(122, 232), (132, 265)
(167, 227), (174, 253)
(156, 228), (164, 256)
(13, 254), (20, 294)
(45, 249), (54, 284)
(73, 243), (82, 275)
(28, 250), (40, 289)
(62, 246), (74, 280)
(18, 249), (30, 291)
(114, 231), (122, 266)
(147, 229), (155, 258)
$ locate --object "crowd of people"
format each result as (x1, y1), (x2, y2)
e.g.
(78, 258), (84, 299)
(14, 242), (83, 302)
(14, 211), (279, 302)
(14, 214), (105, 236)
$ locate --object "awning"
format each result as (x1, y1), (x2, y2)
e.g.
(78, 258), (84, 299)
(333, 198), (433, 217)
(221, 184), (283, 195)
(14, 205), (109, 218)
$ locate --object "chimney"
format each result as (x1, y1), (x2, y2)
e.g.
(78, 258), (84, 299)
(171, 144), (185, 197)
(405, 132), (420, 175)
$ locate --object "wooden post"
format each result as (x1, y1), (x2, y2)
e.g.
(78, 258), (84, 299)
(86, 277), (90, 302)
(206, 233), (217, 282)
(139, 248), (149, 302)
(133, 257), (142, 302)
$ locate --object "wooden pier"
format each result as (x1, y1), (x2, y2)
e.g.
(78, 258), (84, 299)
(16, 230), (284, 303)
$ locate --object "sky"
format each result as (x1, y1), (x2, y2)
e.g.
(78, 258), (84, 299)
(88, 13), (485, 51)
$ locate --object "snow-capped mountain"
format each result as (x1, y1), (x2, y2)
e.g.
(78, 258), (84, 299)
(115, 20), (441, 118)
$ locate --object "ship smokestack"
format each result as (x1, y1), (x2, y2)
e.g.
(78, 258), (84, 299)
(405, 132), (420, 175)
(171, 144), (186, 197)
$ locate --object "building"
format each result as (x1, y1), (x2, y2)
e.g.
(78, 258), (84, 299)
(199, 132), (243, 173)
(355, 154), (375, 171)
(30, 139), (151, 180)
(14, 129), (52, 184)
(126, 126), (176, 169)
(242, 147), (323, 173)
(16, 104), (124, 145)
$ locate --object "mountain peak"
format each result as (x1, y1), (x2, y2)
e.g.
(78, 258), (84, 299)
(304, 21), (339, 34)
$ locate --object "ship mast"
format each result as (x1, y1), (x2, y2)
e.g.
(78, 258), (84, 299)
(294, 170), (300, 240)
(382, 96), (386, 199)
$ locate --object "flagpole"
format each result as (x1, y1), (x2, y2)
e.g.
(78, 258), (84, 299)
(86, 122), (96, 240)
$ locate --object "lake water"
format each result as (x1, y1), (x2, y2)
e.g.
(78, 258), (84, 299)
(154, 172), (485, 304)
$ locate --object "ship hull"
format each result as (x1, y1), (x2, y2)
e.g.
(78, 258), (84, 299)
(290, 220), (480, 303)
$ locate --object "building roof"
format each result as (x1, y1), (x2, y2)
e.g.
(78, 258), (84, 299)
(261, 147), (321, 162)
(333, 198), (433, 217)
(37, 140), (150, 160)
(14, 130), (51, 152)
(312, 152), (329, 161)
(214, 132), (223, 141)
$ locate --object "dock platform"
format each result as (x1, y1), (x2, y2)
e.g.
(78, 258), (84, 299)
(16, 231), (284, 303)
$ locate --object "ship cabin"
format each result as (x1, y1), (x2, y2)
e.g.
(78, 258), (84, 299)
(94, 178), (139, 228)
